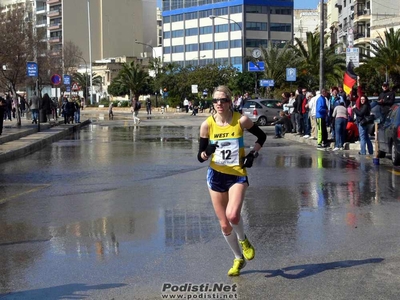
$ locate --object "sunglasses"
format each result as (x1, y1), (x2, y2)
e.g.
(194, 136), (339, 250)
(212, 98), (230, 103)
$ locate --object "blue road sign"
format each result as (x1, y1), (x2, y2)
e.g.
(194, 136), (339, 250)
(286, 68), (297, 81)
(51, 74), (61, 85)
(63, 75), (71, 86)
(26, 62), (38, 77)
(66, 85), (71, 92)
(248, 61), (265, 72)
(259, 79), (275, 87)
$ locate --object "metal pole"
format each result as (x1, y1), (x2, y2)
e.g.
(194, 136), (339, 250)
(88, 0), (94, 104)
(319, 0), (325, 91)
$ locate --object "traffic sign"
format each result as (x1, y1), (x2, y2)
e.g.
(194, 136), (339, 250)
(259, 79), (274, 87)
(63, 75), (71, 86)
(71, 82), (80, 91)
(286, 68), (297, 81)
(346, 48), (359, 67)
(51, 74), (61, 85)
(248, 61), (265, 72)
(26, 62), (38, 77)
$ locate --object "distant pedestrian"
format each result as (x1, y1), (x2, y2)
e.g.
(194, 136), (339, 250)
(29, 92), (40, 124)
(131, 96), (141, 124)
(5, 94), (12, 121)
(0, 96), (5, 135)
(183, 97), (189, 113)
(146, 97), (152, 115)
(109, 102), (114, 120)
(74, 98), (81, 123)
(42, 93), (52, 122)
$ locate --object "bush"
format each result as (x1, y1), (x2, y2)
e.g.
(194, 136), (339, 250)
(99, 98), (110, 106)
(120, 100), (130, 107)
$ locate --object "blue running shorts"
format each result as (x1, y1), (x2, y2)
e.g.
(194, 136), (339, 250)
(207, 167), (249, 192)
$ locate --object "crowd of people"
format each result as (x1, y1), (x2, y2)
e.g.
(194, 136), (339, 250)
(271, 79), (395, 155)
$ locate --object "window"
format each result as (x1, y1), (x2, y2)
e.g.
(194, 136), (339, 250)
(214, 7), (228, 16)
(230, 5), (242, 14)
(172, 29), (184, 38)
(185, 0), (197, 8)
(200, 26), (213, 35)
(270, 7), (292, 15)
(245, 5), (268, 14)
(164, 47), (171, 54)
(200, 42), (213, 51)
(215, 41), (229, 49)
(163, 0), (170, 11)
(198, 0), (212, 5)
(185, 44), (199, 52)
(230, 57), (242, 64)
(185, 28), (198, 36)
(171, 14), (183, 22)
(246, 39), (268, 48)
(231, 23), (242, 31)
(171, 0), (183, 10)
(215, 58), (229, 65)
(215, 24), (229, 33)
(246, 22), (268, 31)
(163, 16), (170, 24)
(185, 11), (198, 20)
(172, 45), (184, 53)
(270, 23), (291, 32)
(230, 40), (242, 48)
(199, 9), (212, 18)
(344, 0), (347, 7)
(163, 31), (171, 39)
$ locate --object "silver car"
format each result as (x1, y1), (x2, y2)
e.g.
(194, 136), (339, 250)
(242, 99), (282, 126)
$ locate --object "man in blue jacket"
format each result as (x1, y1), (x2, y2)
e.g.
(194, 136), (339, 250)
(316, 89), (328, 148)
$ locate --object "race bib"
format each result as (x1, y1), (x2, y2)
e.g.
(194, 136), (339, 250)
(212, 139), (240, 166)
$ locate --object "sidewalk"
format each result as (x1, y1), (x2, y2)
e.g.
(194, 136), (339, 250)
(0, 118), (91, 164)
(283, 132), (371, 151)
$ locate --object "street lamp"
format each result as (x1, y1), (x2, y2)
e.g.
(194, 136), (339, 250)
(135, 39), (156, 58)
(87, 0), (94, 104)
(209, 15), (245, 72)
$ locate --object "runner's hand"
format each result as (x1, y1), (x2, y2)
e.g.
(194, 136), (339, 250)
(205, 143), (219, 156)
(243, 151), (258, 168)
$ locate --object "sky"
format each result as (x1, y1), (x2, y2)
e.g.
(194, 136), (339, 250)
(156, 0), (321, 10)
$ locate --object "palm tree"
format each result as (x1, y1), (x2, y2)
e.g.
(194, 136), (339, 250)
(260, 43), (299, 89)
(292, 32), (345, 90)
(367, 28), (400, 89)
(72, 72), (102, 100)
(115, 61), (150, 99)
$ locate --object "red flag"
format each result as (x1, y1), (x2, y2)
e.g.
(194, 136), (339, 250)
(343, 61), (357, 95)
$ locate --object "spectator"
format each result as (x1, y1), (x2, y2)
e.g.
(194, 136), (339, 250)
(332, 100), (348, 151)
(353, 95), (373, 155)
(272, 111), (292, 138)
(29, 92), (40, 124)
(316, 89), (329, 148)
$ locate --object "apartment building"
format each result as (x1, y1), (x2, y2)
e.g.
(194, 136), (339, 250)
(334, 0), (400, 55)
(162, 0), (294, 72)
(293, 9), (320, 45)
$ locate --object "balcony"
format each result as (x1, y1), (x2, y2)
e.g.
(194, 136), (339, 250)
(47, 0), (61, 4)
(48, 23), (61, 31)
(354, 32), (371, 45)
(49, 36), (62, 44)
(48, 9), (61, 18)
(354, 9), (371, 23)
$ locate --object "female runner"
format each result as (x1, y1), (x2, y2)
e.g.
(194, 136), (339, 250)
(198, 85), (266, 276)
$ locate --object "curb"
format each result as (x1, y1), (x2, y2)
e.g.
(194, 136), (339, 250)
(0, 120), (91, 164)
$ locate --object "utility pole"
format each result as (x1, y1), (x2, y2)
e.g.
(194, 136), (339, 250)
(319, 0), (325, 91)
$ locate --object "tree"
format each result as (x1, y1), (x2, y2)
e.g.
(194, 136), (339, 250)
(367, 28), (400, 90)
(72, 72), (102, 100)
(292, 32), (345, 90)
(0, 5), (41, 125)
(113, 61), (150, 99)
(63, 41), (83, 75)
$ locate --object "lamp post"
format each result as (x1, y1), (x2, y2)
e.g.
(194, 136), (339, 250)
(319, 0), (324, 91)
(87, 0), (94, 104)
(209, 15), (245, 72)
(135, 39), (156, 58)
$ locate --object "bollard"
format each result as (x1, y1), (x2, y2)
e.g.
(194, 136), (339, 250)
(161, 106), (165, 114)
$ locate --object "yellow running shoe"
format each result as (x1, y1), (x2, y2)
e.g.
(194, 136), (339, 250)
(227, 257), (246, 276)
(239, 236), (255, 260)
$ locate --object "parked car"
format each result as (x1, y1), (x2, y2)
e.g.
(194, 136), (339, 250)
(242, 99), (282, 126)
(377, 103), (400, 165)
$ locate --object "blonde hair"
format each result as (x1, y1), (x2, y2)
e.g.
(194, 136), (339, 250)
(212, 85), (232, 100)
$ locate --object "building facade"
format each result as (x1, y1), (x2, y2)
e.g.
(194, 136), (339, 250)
(293, 9), (320, 45)
(162, 0), (294, 72)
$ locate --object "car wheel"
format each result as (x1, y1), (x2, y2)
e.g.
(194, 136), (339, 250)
(378, 150), (386, 158)
(391, 142), (400, 166)
(257, 116), (267, 126)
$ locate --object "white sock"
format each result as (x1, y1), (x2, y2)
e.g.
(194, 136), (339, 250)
(230, 218), (245, 241)
(223, 231), (242, 259)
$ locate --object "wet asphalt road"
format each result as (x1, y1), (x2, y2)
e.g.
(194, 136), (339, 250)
(1, 113), (400, 300)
